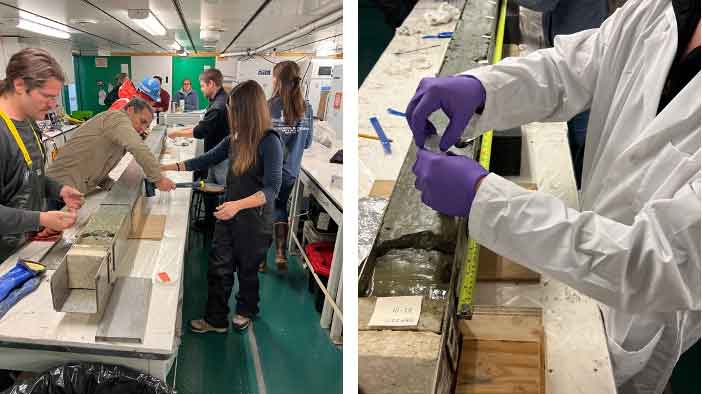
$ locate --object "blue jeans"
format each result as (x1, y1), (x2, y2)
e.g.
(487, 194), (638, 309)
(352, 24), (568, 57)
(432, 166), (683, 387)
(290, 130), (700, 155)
(567, 110), (589, 189)
(274, 175), (297, 223)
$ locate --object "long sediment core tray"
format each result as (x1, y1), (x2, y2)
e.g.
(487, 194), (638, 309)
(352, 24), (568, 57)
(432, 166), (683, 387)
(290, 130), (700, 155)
(358, 2), (501, 393)
(359, 0), (498, 304)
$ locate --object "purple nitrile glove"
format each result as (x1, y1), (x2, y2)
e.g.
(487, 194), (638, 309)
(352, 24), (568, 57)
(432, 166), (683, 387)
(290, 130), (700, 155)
(412, 149), (489, 217)
(405, 75), (486, 151)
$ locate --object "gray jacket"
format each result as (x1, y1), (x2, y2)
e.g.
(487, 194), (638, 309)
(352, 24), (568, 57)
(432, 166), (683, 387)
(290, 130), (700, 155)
(174, 89), (199, 112)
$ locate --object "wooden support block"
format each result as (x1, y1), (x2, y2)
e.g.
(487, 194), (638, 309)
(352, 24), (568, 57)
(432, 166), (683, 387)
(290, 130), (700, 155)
(477, 247), (540, 282)
(129, 196), (166, 240)
(129, 215), (167, 240)
(456, 307), (545, 394)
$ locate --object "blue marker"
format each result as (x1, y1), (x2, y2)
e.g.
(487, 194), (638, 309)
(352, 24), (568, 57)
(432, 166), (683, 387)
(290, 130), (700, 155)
(369, 117), (392, 155)
(422, 32), (453, 39)
(387, 108), (406, 117)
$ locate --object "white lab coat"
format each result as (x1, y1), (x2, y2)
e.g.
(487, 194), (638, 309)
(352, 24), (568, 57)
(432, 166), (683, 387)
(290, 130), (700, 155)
(460, 0), (700, 393)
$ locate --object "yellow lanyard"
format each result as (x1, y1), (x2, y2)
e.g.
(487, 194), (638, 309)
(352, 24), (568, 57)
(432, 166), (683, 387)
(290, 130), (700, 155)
(0, 110), (44, 168)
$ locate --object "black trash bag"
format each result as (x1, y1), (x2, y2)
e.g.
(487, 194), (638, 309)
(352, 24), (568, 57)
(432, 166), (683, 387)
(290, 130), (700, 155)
(2, 362), (176, 394)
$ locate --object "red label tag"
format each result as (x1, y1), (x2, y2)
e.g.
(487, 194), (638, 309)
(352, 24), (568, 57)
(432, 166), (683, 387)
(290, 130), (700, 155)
(158, 272), (171, 282)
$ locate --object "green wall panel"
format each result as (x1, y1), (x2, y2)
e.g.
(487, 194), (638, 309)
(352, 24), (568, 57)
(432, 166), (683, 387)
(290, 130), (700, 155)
(75, 56), (131, 113)
(172, 56), (216, 110)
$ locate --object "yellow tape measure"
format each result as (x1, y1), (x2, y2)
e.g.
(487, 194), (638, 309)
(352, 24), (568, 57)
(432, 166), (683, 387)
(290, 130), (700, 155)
(457, 0), (506, 319)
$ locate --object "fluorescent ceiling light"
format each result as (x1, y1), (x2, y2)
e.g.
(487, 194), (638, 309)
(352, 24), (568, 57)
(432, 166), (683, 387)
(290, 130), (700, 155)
(17, 11), (71, 39)
(131, 12), (166, 36)
(17, 20), (70, 40)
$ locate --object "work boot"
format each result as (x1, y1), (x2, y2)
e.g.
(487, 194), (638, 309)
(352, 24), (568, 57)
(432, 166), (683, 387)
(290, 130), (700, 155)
(274, 222), (289, 271)
(190, 319), (227, 334)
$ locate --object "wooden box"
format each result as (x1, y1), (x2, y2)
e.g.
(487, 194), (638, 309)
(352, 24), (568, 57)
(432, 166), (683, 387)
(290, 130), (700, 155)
(456, 307), (545, 394)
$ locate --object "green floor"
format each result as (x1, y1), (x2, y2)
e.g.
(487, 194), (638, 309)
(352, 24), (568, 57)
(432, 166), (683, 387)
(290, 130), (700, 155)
(359, 0), (396, 86)
(170, 235), (342, 394)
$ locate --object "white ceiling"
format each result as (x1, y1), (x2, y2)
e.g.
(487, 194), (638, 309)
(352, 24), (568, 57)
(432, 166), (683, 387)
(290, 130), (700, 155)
(0, 0), (342, 55)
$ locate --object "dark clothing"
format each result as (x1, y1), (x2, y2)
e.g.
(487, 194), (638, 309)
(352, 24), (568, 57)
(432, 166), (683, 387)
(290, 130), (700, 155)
(658, 0), (700, 114)
(192, 87), (229, 181)
(154, 89), (170, 112)
(274, 176), (296, 224)
(184, 134), (283, 204)
(104, 83), (121, 108)
(205, 218), (269, 325)
(269, 97), (313, 222)
(370, 0), (419, 28)
(671, 0), (700, 62)
(174, 89), (199, 112)
(185, 130), (283, 324)
(515, 0), (608, 46)
(0, 117), (62, 261)
(192, 88), (229, 153)
(566, 110), (589, 189)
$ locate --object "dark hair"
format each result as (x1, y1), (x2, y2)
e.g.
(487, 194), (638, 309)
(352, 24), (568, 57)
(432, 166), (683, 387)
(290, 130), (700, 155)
(115, 73), (128, 84)
(272, 61), (305, 126)
(124, 97), (154, 115)
(199, 68), (223, 87)
(153, 75), (162, 84)
(182, 78), (191, 84)
(228, 80), (271, 175)
(0, 48), (65, 96)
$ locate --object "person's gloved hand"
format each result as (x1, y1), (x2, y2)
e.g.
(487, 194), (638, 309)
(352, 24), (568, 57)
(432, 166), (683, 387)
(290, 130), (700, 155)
(412, 149), (489, 217)
(405, 75), (486, 151)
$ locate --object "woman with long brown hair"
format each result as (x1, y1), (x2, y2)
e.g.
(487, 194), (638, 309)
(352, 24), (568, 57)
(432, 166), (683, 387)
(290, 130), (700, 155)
(262, 60), (314, 272)
(161, 80), (283, 331)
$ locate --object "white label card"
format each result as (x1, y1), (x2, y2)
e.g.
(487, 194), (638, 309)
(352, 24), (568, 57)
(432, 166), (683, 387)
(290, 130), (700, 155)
(368, 296), (422, 327)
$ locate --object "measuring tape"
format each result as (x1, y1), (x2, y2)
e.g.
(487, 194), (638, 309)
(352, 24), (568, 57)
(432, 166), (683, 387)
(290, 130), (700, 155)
(457, 0), (506, 320)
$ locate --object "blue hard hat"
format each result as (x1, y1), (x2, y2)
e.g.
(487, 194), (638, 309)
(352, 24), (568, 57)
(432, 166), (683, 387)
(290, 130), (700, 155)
(137, 77), (161, 102)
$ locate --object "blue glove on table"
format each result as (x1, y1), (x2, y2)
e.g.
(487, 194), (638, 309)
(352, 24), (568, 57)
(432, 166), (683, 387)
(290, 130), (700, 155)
(405, 75), (486, 151)
(0, 260), (45, 303)
(412, 149), (489, 217)
(0, 276), (41, 320)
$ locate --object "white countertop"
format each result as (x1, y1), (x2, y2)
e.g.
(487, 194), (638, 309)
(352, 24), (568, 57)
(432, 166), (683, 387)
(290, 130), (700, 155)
(0, 134), (196, 357)
(301, 141), (343, 210)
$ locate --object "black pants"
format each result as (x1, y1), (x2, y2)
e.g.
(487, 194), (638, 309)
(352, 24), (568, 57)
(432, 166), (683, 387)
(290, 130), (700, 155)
(204, 215), (272, 327)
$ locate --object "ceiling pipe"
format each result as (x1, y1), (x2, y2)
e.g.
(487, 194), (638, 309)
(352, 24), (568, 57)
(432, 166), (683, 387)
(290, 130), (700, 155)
(171, 0), (197, 53)
(220, 8), (341, 58)
(256, 8), (341, 53)
(221, 0), (272, 53)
